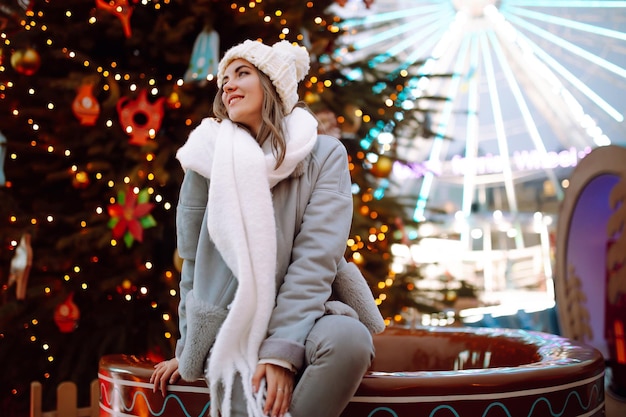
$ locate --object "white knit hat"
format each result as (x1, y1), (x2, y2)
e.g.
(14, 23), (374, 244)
(217, 40), (310, 114)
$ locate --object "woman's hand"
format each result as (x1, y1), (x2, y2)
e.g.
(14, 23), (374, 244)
(252, 363), (295, 417)
(150, 358), (180, 397)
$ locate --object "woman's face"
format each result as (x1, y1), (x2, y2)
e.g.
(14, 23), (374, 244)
(221, 58), (264, 136)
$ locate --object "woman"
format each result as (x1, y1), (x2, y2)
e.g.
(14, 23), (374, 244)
(151, 39), (384, 417)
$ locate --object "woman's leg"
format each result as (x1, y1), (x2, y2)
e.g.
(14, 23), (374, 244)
(290, 315), (374, 417)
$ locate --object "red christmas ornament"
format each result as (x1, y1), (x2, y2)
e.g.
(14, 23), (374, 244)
(117, 89), (165, 146)
(54, 292), (80, 333)
(10, 47), (40, 76)
(72, 83), (101, 125)
(96, 0), (133, 38)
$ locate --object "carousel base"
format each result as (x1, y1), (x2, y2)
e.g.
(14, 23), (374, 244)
(98, 326), (605, 417)
(606, 367), (626, 417)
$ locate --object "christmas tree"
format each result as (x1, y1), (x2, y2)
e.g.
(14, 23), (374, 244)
(0, 1), (437, 415)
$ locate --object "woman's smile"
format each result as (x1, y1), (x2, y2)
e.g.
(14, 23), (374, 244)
(227, 95), (243, 106)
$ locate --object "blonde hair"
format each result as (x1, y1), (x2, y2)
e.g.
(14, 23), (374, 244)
(213, 69), (297, 168)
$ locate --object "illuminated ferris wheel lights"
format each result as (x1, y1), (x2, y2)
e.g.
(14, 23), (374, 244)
(580, 114), (597, 129)
(594, 135), (611, 147)
(431, 30), (454, 59)
(578, 113), (612, 146)
(495, 19), (518, 44)
(366, 152), (379, 164)
(586, 125), (603, 138)
(401, 100), (415, 110)
(506, 13), (626, 80)
(504, 5), (626, 41)
(452, 0), (496, 17)
(339, 0), (625, 237)
(377, 132), (394, 145)
(504, 1), (626, 6)
(502, 18), (625, 123)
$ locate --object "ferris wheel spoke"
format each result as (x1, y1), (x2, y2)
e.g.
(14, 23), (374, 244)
(340, 3), (446, 28)
(461, 33), (481, 221)
(414, 34), (472, 222)
(504, 12), (626, 80)
(342, 7), (455, 69)
(370, 13), (452, 68)
(502, 5), (626, 41)
(512, 30), (624, 124)
(480, 31), (520, 215)
(398, 25), (452, 71)
(502, 0), (626, 7)
(486, 29), (564, 200)
(353, 19), (423, 50)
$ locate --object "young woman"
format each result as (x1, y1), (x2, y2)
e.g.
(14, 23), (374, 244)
(151, 39), (384, 417)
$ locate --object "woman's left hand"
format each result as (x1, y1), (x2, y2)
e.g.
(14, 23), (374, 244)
(252, 362), (294, 417)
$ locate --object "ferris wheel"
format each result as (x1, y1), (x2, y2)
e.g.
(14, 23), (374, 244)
(333, 0), (626, 300)
(333, 0), (626, 229)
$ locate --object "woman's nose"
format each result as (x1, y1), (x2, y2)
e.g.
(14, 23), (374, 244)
(223, 80), (235, 91)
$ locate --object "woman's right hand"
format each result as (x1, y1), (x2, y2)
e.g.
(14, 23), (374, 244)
(150, 358), (180, 397)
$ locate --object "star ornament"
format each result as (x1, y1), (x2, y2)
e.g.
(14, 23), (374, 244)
(107, 187), (156, 247)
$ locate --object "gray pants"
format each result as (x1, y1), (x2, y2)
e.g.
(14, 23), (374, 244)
(212, 314), (374, 417)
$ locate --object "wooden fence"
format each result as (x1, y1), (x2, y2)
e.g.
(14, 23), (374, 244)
(30, 380), (99, 417)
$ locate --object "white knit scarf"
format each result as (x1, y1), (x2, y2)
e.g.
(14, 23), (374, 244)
(176, 108), (318, 417)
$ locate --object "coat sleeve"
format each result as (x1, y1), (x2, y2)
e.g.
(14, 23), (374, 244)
(258, 136), (353, 370)
(174, 169), (208, 358)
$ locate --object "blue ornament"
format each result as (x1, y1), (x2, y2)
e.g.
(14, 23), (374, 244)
(184, 28), (220, 83)
(0, 131), (6, 186)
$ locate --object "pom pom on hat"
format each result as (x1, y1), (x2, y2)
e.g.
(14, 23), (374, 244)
(217, 40), (310, 114)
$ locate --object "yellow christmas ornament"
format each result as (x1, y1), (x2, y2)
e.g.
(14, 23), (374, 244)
(11, 47), (41, 76)
(370, 155), (394, 178)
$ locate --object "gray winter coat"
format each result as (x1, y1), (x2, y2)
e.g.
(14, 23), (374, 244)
(175, 134), (383, 378)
